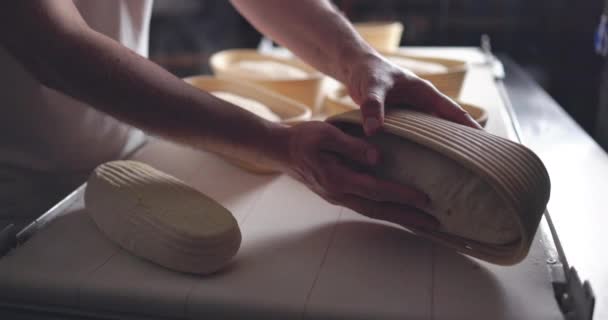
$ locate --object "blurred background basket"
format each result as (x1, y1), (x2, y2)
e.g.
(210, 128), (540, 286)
(354, 21), (404, 52)
(209, 49), (325, 114)
(184, 75), (311, 173)
(383, 51), (468, 98)
(322, 85), (487, 127)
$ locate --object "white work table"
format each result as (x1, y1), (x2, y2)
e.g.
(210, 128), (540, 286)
(0, 48), (567, 319)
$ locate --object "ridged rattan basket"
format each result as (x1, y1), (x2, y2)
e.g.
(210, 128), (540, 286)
(327, 109), (550, 265)
(382, 52), (468, 98)
(209, 49), (324, 113)
(322, 86), (488, 127)
(354, 21), (404, 52)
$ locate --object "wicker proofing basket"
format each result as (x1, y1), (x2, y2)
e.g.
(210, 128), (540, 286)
(327, 109), (550, 265)
(322, 86), (488, 127)
(354, 21), (404, 52)
(209, 49), (325, 113)
(382, 51), (468, 98)
(184, 75), (311, 174)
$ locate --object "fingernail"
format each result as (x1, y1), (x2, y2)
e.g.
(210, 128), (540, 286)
(465, 113), (482, 129)
(365, 117), (379, 134)
(366, 148), (379, 165)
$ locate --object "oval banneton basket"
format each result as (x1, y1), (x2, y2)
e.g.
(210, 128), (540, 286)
(381, 51), (468, 98)
(327, 110), (550, 265)
(209, 49), (325, 113)
(322, 85), (488, 127)
(354, 21), (404, 52)
(184, 76), (311, 174)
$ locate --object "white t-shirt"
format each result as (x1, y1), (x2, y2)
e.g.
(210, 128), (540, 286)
(0, 1), (153, 222)
(0, 0), (152, 174)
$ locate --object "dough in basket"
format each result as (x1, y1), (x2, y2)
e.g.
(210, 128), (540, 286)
(342, 124), (520, 245)
(226, 60), (309, 80)
(211, 91), (281, 122)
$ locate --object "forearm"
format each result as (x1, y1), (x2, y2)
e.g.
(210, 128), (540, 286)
(0, 2), (289, 168)
(230, 0), (377, 83)
(46, 29), (289, 163)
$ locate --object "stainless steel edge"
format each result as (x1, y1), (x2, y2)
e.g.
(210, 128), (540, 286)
(499, 55), (605, 320)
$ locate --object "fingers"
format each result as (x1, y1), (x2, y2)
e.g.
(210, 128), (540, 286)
(430, 92), (482, 129)
(336, 194), (439, 230)
(317, 127), (428, 208)
(392, 77), (482, 129)
(321, 126), (379, 166)
(325, 160), (429, 209)
(359, 80), (389, 136)
(360, 75), (482, 132)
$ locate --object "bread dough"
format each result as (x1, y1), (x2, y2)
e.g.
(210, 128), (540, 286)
(226, 60), (309, 80)
(211, 91), (281, 122)
(388, 56), (449, 75)
(342, 125), (519, 245)
(84, 160), (241, 274)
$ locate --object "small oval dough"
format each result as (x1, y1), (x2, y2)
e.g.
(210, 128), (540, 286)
(343, 125), (519, 245)
(85, 160), (241, 274)
(211, 91), (281, 122)
(388, 56), (449, 75)
(226, 60), (309, 80)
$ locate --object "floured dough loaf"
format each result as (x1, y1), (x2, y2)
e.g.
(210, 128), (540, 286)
(84, 160), (241, 274)
(388, 56), (449, 75)
(211, 91), (281, 122)
(226, 60), (309, 80)
(342, 125), (519, 245)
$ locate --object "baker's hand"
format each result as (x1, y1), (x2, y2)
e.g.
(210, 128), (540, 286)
(280, 121), (439, 230)
(345, 54), (482, 135)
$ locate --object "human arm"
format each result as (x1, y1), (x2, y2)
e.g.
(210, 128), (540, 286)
(0, 1), (438, 229)
(0, 1), (287, 167)
(230, 0), (481, 135)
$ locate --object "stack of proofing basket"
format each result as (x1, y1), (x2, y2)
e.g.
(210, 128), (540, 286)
(181, 21), (551, 265)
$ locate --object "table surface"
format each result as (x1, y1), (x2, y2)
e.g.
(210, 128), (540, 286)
(0, 48), (564, 319)
(499, 54), (608, 320)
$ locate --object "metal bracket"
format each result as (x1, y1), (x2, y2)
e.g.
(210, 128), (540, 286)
(550, 265), (595, 320)
(0, 224), (17, 258)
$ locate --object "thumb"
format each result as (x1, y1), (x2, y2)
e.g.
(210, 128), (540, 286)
(358, 82), (389, 136)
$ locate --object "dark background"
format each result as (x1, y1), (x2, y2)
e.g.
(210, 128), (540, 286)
(149, 0), (605, 143)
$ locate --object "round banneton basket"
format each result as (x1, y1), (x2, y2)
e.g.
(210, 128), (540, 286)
(209, 49), (325, 113)
(322, 85), (488, 127)
(327, 109), (551, 265)
(184, 75), (311, 174)
(381, 51), (469, 98)
(354, 21), (404, 52)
